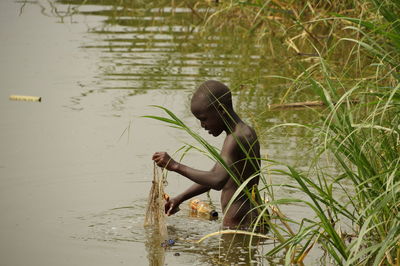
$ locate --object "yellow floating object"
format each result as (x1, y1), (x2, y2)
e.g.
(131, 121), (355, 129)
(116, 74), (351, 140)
(9, 95), (42, 102)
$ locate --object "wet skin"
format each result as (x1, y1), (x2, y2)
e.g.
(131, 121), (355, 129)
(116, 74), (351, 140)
(152, 86), (260, 229)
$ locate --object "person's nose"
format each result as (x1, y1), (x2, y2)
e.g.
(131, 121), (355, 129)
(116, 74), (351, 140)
(200, 121), (206, 128)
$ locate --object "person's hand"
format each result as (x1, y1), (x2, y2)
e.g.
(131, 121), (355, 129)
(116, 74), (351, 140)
(152, 152), (179, 171)
(164, 196), (181, 216)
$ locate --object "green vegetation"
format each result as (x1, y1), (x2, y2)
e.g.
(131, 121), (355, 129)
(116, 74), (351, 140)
(148, 0), (399, 265)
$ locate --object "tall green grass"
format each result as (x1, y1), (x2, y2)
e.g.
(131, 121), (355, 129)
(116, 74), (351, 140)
(236, 0), (400, 265)
(146, 0), (399, 265)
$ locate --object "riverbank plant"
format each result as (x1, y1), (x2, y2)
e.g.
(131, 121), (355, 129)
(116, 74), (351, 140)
(147, 0), (399, 265)
(193, 0), (400, 265)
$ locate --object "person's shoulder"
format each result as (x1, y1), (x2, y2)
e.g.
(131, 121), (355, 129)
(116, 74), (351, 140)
(236, 122), (257, 140)
(229, 122), (258, 146)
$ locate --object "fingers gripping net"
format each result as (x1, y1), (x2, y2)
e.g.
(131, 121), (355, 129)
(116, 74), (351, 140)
(144, 164), (168, 239)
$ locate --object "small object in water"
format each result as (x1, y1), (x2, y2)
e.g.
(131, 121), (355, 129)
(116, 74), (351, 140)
(9, 95), (42, 102)
(189, 199), (218, 218)
(163, 193), (170, 201)
(161, 239), (176, 248)
(174, 252), (180, 256)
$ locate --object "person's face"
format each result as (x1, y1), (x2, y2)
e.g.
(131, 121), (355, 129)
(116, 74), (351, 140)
(191, 95), (224, 137)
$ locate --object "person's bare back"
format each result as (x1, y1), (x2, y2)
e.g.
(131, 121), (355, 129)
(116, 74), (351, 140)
(152, 80), (261, 229)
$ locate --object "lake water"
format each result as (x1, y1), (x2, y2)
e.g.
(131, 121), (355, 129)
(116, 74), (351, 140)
(0, 0), (321, 265)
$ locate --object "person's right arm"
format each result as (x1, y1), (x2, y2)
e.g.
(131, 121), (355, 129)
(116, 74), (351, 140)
(152, 135), (239, 190)
(165, 183), (210, 216)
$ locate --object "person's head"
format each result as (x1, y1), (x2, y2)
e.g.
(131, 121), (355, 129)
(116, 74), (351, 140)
(190, 80), (234, 137)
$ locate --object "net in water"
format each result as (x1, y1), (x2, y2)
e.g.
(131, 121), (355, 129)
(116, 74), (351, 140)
(144, 164), (168, 239)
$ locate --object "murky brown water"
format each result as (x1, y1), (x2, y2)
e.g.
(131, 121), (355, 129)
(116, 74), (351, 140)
(0, 0), (323, 265)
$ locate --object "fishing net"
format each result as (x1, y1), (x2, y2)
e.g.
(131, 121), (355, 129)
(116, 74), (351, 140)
(144, 163), (168, 239)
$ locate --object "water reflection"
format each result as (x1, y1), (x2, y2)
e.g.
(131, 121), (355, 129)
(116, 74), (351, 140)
(46, 0), (317, 164)
(49, 0), (299, 100)
(145, 228), (166, 266)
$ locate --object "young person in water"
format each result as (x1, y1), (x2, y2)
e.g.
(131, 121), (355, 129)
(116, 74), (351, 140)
(152, 80), (261, 229)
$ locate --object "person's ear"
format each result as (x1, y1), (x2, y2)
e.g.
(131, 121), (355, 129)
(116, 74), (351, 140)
(217, 104), (226, 116)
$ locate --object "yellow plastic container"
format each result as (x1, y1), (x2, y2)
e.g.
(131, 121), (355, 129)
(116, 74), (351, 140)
(189, 199), (218, 218)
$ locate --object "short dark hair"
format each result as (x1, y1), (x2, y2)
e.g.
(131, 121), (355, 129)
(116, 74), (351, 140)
(196, 80), (233, 110)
